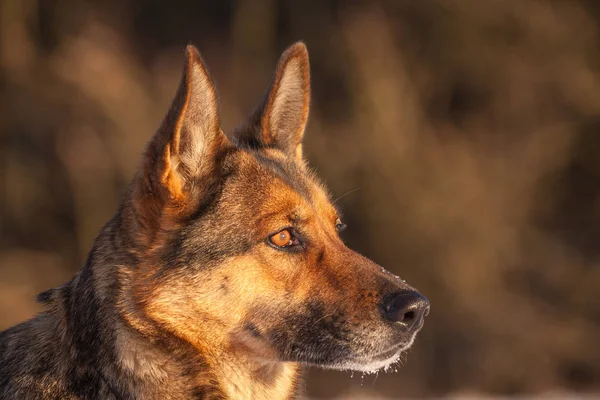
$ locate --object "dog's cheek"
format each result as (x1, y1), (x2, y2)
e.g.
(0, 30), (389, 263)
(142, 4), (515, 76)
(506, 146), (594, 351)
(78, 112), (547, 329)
(200, 255), (292, 319)
(257, 301), (355, 365)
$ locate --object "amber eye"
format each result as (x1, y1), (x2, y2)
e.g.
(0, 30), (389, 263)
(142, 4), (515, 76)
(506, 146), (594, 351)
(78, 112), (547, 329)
(269, 229), (295, 248)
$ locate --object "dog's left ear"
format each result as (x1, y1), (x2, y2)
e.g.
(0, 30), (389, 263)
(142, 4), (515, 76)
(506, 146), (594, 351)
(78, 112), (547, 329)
(236, 42), (310, 161)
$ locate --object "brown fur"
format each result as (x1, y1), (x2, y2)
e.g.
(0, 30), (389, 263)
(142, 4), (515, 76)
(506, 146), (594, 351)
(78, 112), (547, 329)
(0, 42), (429, 399)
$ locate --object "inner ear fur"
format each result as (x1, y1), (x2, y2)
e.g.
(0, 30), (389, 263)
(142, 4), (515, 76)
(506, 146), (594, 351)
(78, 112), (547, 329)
(236, 42), (311, 160)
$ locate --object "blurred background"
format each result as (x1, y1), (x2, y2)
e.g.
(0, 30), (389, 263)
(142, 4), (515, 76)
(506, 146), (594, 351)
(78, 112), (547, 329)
(1, 0), (600, 398)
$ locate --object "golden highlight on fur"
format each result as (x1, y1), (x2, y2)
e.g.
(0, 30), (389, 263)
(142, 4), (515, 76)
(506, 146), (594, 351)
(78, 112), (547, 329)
(0, 41), (429, 399)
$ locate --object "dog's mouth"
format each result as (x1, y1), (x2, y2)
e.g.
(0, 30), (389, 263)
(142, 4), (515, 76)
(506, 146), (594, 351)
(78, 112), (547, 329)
(335, 332), (418, 372)
(301, 328), (420, 373)
(314, 342), (406, 373)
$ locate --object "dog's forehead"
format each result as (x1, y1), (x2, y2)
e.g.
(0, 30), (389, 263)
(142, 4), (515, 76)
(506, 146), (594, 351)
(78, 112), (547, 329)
(230, 148), (336, 218)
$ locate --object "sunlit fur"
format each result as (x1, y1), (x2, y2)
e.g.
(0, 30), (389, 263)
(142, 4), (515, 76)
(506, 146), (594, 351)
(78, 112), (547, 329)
(0, 42), (428, 399)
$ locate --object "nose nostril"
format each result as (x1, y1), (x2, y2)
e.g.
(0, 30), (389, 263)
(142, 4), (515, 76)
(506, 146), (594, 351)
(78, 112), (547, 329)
(403, 311), (415, 322)
(380, 290), (430, 331)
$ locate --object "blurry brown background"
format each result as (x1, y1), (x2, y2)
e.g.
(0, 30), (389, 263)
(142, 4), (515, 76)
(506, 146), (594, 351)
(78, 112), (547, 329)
(1, 0), (600, 398)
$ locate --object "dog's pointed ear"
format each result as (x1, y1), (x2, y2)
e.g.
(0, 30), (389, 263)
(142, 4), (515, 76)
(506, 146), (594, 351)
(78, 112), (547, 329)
(237, 42), (310, 160)
(133, 45), (229, 233)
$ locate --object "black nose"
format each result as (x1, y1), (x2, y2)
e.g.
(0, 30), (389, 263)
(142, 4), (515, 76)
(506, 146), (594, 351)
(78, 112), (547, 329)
(380, 291), (430, 331)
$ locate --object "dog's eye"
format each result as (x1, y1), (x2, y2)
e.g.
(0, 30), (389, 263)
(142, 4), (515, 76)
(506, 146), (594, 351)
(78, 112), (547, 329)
(268, 229), (300, 248)
(335, 218), (347, 232)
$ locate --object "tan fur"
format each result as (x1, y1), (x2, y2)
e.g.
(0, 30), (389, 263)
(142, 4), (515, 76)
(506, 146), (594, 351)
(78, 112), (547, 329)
(0, 41), (428, 400)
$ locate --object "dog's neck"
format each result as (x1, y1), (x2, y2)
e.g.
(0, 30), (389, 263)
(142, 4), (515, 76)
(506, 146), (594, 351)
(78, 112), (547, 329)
(209, 354), (300, 399)
(115, 323), (301, 399)
(112, 311), (301, 399)
(49, 218), (302, 399)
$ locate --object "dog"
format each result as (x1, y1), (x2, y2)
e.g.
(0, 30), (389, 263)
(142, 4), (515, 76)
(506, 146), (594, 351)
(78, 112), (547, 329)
(0, 42), (430, 399)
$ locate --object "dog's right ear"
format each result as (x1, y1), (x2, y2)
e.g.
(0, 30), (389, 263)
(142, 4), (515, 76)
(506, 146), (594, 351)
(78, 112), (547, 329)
(132, 45), (229, 239)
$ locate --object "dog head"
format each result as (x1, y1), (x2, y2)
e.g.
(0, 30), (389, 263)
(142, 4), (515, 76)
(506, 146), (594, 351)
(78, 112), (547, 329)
(123, 43), (429, 373)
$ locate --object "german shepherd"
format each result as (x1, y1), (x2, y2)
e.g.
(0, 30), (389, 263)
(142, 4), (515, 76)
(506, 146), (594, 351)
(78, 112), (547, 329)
(0, 42), (429, 399)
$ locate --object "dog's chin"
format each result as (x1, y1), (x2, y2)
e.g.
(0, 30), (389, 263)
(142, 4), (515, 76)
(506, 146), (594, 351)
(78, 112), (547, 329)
(334, 347), (403, 373)
(314, 334), (418, 373)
